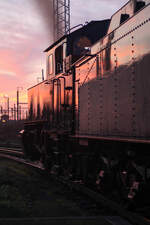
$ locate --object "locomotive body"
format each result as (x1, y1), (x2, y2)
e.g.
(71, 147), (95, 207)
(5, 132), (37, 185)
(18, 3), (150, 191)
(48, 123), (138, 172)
(76, 0), (150, 138)
(23, 0), (150, 204)
(27, 20), (110, 131)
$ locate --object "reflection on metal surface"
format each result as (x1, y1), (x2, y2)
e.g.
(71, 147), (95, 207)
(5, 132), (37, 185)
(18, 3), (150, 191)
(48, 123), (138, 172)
(28, 72), (73, 130)
(77, 3), (150, 137)
(73, 36), (92, 56)
(28, 1), (150, 138)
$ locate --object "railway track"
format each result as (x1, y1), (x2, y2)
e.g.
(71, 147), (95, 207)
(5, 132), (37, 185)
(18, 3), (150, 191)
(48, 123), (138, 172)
(0, 147), (149, 225)
(0, 147), (44, 170)
(0, 147), (23, 156)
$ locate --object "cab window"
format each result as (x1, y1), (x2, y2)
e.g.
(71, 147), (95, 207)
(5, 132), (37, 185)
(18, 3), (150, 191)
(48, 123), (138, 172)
(48, 54), (53, 75)
(134, 1), (145, 13)
(120, 14), (129, 25)
(55, 45), (63, 74)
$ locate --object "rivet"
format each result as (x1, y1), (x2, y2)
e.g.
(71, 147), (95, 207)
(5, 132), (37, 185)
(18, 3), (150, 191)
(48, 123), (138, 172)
(132, 121), (136, 124)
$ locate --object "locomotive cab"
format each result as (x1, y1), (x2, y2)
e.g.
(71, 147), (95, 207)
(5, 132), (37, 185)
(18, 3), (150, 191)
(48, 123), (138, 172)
(45, 20), (111, 79)
(46, 38), (67, 79)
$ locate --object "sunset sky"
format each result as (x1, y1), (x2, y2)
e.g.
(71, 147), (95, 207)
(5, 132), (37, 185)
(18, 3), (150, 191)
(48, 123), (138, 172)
(0, 0), (127, 107)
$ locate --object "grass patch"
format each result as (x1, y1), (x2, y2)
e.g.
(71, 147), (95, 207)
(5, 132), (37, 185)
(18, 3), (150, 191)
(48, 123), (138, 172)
(0, 159), (85, 218)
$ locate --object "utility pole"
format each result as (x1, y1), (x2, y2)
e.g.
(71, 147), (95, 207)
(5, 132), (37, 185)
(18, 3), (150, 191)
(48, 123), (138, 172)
(4, 95), (9, 118)
(0, 106), (3, 115)
(19, 105), (21, 120)
(17, 87), (23, 120)
(14, 104), (16, 120)
(26, 110), (28, 119)
(11, 108), (13, 120)
(7, 97), (9, 118)
(17, 89), (19, 120)
(42, 69), (44, 81)
(53, 0), (70, 41)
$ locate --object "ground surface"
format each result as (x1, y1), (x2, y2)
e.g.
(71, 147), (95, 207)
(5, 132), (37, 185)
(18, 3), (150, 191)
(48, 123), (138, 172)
(0, 158), (95, 218)
(0, 121), (23, 148)
(0, 159), (122, 225)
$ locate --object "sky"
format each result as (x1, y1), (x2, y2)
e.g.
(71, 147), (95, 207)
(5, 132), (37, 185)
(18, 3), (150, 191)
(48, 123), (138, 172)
(0, 0), (127, 107)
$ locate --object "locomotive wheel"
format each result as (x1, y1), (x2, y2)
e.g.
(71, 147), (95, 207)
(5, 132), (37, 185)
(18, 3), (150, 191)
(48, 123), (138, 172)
(40, 152), (52, 171)
(95, 156), (142, 205)
(40, 131), (52, 171)
(22, 130), (31, 158)
(115, 160), (142, 205)
(22, 130), (41, 160)
(95, 157), (116, 195)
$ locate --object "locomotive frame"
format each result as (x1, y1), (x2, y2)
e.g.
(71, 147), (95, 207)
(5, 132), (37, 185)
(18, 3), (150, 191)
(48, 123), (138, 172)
(23, 0), (150, 205)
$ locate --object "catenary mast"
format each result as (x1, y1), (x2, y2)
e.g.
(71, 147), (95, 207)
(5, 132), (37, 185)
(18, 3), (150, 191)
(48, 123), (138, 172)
(53, 0), (70, 41)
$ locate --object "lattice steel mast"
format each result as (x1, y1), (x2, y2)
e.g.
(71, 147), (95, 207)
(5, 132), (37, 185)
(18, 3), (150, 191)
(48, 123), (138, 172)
(53, 0), (70, 41)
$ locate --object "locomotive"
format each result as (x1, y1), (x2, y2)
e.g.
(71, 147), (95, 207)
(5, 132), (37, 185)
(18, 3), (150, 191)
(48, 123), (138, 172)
(23, 0), (150, 205)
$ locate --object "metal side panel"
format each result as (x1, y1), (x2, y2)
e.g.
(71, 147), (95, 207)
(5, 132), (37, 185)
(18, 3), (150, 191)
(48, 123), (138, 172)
(79, 75), (116, 136)
(136, 53), (150, 137)
(101, 75), (115, 136)
(141, 54), (150, 137)
(79, 83), (89, 134)
(88, 79), (101, 135)
(117, 67), (133, 137)
(135, 60), (145, 137)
